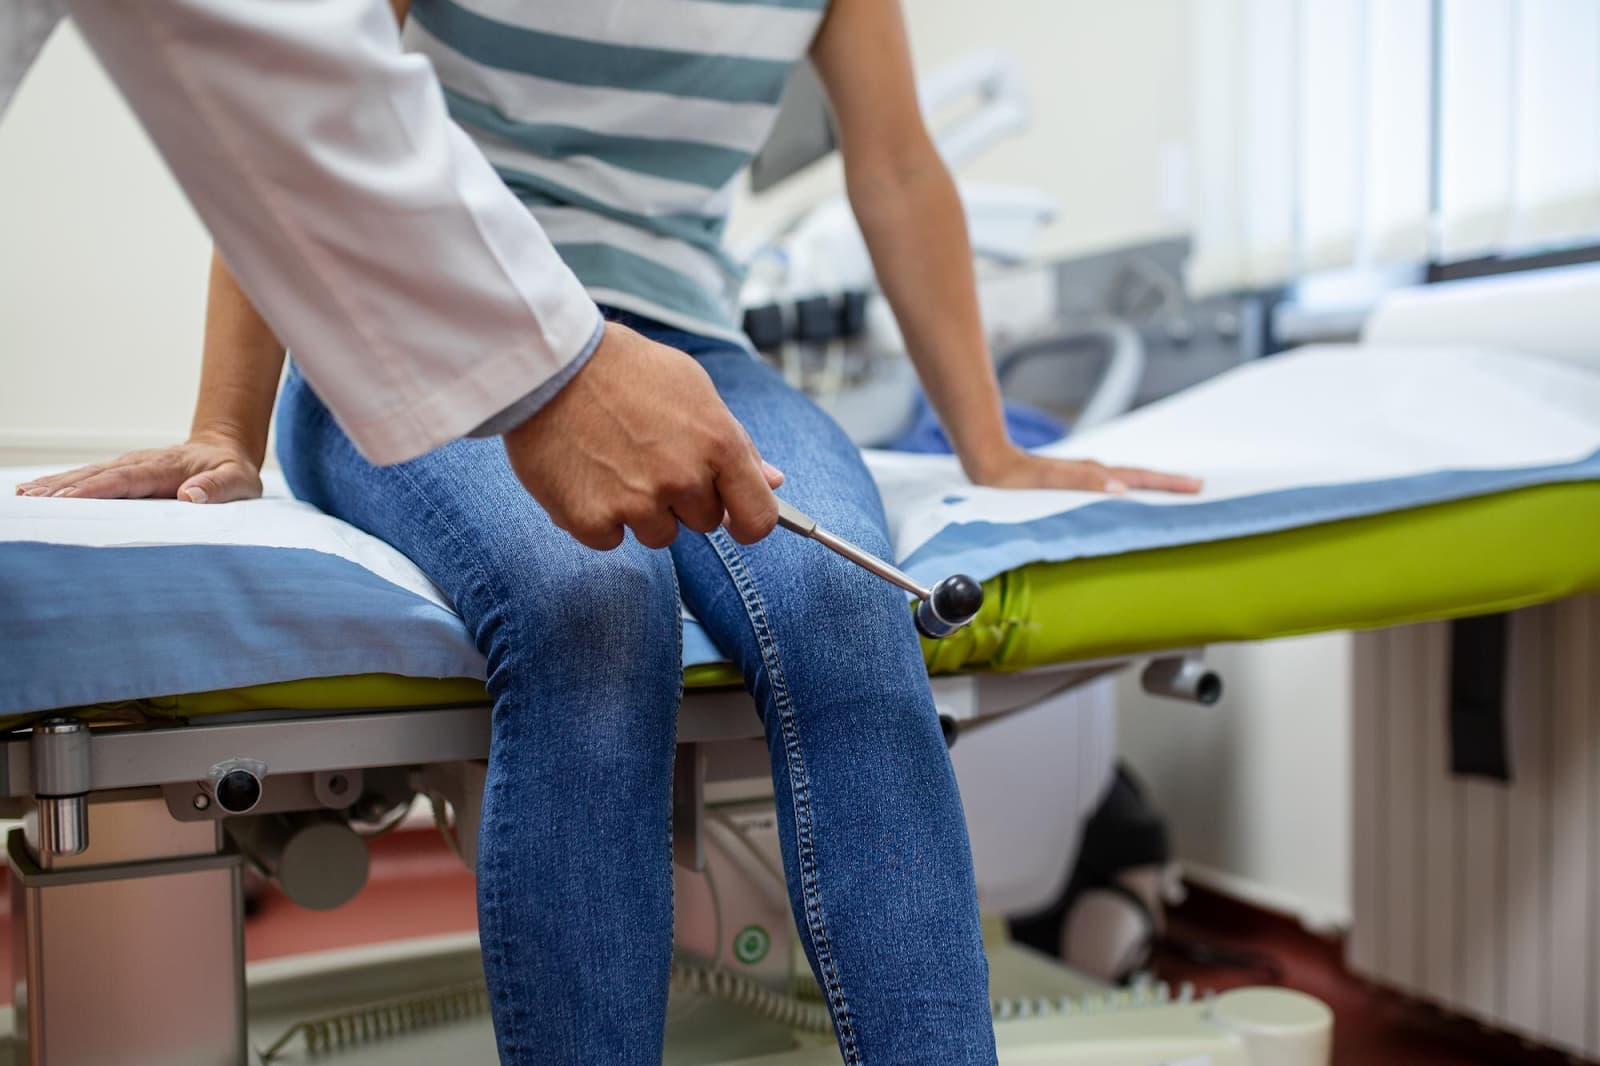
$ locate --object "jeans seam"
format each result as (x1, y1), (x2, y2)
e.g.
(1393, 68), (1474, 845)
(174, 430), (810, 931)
(706, 530), (861, 1063)
(665, 563), (683, 1021)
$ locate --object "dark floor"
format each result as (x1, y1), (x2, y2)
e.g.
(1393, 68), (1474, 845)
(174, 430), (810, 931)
(1154, 886), (1586, 1066)
(1, 829), (1588, 1064)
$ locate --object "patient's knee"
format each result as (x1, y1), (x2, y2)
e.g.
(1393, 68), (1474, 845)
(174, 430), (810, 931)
(762, 562), (942, 747)
(772, 544), (923, 675)
(551, 545), (676, 638)
(478, 540), (679, 681)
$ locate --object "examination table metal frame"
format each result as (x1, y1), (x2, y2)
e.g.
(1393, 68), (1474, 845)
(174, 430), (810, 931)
(1, 651), (1328, 1066)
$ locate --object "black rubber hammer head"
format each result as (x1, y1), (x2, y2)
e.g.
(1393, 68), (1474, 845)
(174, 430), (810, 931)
(913, 573), (985, 639)
(774, 498), (984, 640)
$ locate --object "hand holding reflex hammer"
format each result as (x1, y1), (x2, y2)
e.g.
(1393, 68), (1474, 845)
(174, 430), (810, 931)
(503, 320), (784, 551)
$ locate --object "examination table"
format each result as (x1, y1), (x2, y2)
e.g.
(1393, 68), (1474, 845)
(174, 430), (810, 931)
(3, 275), (1600, 1066)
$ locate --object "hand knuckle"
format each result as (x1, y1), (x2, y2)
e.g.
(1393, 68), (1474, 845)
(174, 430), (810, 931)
(639, 526), (676, 550)
(543, 504), (576, 532)
(575, 522), (621, 550)
(660, 469), (699, 497)
(684, 509), (720, 533)
(706, 428), (742, 463)
(556, 506), (595, 535)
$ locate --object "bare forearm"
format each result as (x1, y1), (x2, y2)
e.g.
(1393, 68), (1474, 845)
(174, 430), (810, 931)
(190, 249), (285, 465)
(850, 153), (1011, 479)
(812, 0), (1011, 477)
(810, 0), (1200, 497)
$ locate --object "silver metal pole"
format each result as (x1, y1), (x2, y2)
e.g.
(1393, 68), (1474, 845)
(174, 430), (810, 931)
(31, 719), (91, 858)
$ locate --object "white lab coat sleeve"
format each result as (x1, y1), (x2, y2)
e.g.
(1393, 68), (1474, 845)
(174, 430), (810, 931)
(54, 0), (604, 465)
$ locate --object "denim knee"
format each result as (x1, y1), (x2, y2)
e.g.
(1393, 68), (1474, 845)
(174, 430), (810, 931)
(473, 532), (671, 655)
(744, 535), (930, 714)
(475, 538), (682, 751)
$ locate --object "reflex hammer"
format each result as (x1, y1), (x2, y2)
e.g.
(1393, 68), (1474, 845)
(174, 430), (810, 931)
(775, 499), (984, 639)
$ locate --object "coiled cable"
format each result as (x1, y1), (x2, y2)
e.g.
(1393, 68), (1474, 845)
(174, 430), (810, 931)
(259, 966), (1197, 1060)
(258, 979), (490, 1060)
(669, 959), (833, 1033)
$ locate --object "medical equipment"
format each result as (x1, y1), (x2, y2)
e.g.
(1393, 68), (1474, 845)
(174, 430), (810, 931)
(1011, 765), (1182, 985)
(740, 49), (1046, 291)
(775, 498), (984, 638)
(1031, 238), (1265, 408)
(740, 76), (1234, 448)
(738, 52), (1067, 446)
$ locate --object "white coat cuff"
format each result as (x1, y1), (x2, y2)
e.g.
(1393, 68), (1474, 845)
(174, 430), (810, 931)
(467, 312), (606, 438)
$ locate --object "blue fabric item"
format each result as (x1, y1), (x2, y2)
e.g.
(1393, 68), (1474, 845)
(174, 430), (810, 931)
(896, 446), (1600, 589)
(272, 308), (997, 1064)
(0, 543), (484, 715)
(887, 390), (1066, 454)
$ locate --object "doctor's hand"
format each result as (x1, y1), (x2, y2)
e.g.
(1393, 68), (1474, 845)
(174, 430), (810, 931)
(12, 435), (264, 504)
(502, 321), (783, 551)
(967, 445), (1202, 496)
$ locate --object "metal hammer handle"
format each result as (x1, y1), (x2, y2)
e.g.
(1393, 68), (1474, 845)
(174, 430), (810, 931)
(775, 499), (932, 602)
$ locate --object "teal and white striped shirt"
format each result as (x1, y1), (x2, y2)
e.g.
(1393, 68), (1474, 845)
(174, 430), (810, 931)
(405, 0), (830, 346)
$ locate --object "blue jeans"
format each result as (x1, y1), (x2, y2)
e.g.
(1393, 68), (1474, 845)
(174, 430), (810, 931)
(275, 311), (995, 1064)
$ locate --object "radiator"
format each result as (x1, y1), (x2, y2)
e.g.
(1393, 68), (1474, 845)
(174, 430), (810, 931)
(1349, 595), (1600, 1058)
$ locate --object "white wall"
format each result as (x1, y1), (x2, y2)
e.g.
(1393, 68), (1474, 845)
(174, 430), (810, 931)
(1117, 635), (1354, 929)
(901, 0), (1193, 260)
(1, 24), (212, 464)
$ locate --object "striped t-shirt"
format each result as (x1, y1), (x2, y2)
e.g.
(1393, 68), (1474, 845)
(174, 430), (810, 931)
(405, 0), (830, 347)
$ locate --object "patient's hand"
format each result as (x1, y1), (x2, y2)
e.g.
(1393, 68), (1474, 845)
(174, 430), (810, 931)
(13, 435), (264, 503)
(969, 446), (1202, 496)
